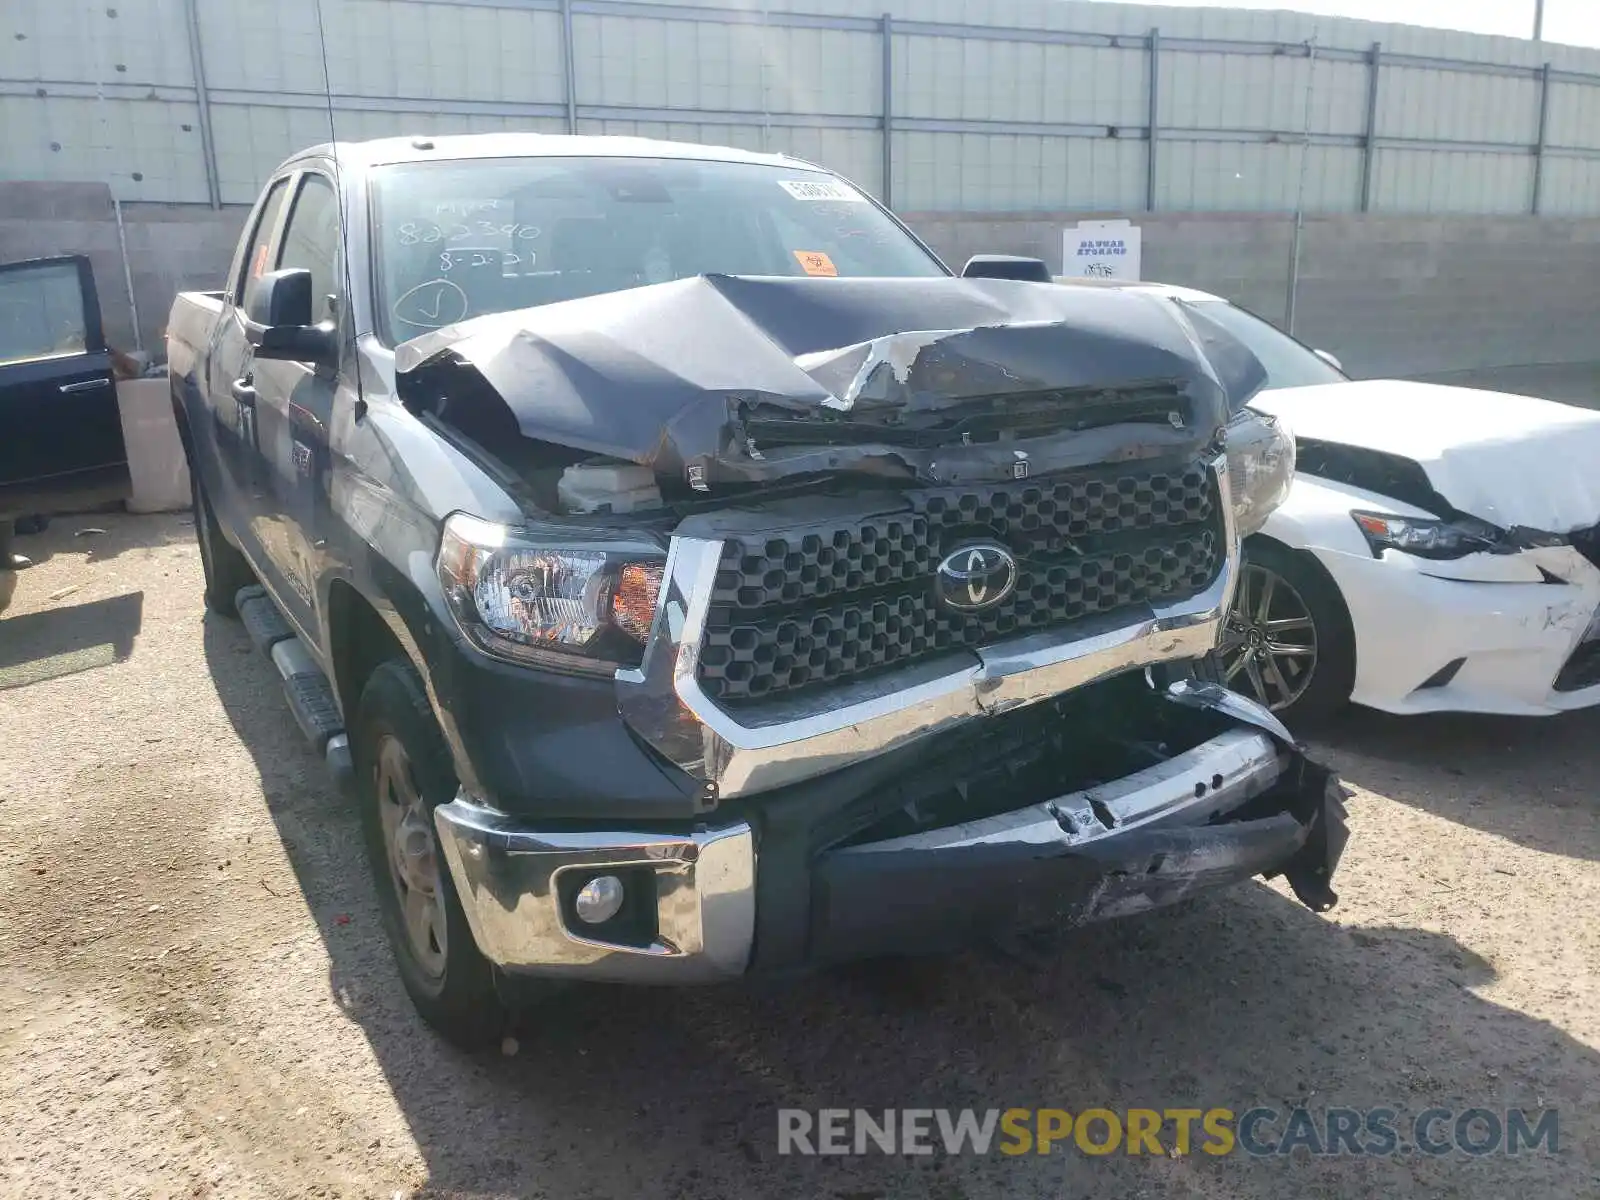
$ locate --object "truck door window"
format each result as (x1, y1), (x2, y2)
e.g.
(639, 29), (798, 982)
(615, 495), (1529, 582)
(276, 173), (342, 323)
(235, 178), (290, 305)
(0, 261), (91, 366)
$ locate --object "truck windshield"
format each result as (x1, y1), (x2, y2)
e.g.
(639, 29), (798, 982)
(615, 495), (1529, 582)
(369, 156), (946, 344)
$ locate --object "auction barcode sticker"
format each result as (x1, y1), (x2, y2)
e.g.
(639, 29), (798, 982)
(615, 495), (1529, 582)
(778, 178), (867, 202)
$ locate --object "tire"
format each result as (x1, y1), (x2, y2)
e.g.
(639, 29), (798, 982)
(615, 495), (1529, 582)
(353, 659), (505, 1046)
(192, 471), (253, 615)
(1219, 538), (1356, 727)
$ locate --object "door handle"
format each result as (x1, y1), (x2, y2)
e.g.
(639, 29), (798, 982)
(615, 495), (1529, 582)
(230, 378), (257, 405)
(59, 378), (111, 395)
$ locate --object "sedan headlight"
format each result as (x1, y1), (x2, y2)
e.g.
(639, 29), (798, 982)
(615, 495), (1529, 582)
(436, 513), (665, 673)
(1226, 410), (1295, 538)
(1351, 511), (1500, 560)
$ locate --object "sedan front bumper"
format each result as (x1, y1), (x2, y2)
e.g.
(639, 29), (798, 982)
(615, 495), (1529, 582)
(433, 690), (1347, 981)
(1320, 542), (1600, 716)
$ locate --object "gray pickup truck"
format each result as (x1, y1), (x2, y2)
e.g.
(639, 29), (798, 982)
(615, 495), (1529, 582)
(168, 133), (1345, 1045)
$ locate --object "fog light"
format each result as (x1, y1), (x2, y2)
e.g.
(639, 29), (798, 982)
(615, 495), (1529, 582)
(574, 875), (625, 925)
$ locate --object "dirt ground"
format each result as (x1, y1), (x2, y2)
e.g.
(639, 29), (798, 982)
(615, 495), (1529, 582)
(1, 511), (1596, 1199)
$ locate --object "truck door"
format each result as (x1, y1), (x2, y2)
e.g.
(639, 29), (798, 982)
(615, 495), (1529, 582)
(0, 256), (126, 513)
(206, 176), (291, 573)
(248, 168), (346, 642)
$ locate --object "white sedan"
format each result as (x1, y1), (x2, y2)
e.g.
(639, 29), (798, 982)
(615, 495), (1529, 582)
(1086, 282), (1600, 723)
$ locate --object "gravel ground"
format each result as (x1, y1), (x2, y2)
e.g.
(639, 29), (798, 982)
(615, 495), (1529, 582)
(1, 511), (1596, 1199)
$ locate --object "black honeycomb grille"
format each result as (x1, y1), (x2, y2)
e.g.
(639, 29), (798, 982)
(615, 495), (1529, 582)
(697, 462), (1222, 704)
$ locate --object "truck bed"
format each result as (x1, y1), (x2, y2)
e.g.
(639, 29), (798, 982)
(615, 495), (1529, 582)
(165, 291), (226, 387)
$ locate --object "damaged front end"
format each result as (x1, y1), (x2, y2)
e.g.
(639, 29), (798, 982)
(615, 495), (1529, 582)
(393, 275), (1266, 505)
(799, 673), (1346, 964)
(414, 275), (1346, 978)
(433, 666), (1349, 980)
(1291, 437), (1600, 703)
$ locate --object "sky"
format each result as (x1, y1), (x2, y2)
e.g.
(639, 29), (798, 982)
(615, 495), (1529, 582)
(1109, 0), (1599, 47)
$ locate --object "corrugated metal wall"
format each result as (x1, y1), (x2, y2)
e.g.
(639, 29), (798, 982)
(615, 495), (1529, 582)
(4, 0), (1600, 215)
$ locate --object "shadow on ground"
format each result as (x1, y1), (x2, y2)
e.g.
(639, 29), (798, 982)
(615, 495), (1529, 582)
(1311, 705), (1600, 863)
(202, 618), (1599, 1198)
(6, 508), (193, 572)
(0, 590), (143, 690)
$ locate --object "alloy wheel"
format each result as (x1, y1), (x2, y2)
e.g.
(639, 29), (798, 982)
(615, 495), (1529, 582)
(1218, 562), (1319, 711)
(375, 734), (448, 979)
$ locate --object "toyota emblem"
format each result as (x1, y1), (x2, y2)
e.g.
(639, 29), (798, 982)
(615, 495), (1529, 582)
(934, 542), (1019, 614)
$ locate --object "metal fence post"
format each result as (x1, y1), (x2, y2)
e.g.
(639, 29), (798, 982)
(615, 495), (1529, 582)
(561, 0), (580, 133)
(1285, 37), (1318, 336)
(881, 13), (894, 208)
(182, 0), (221, 208)
(1146, 27), (1160, 212)
(1533, 61), (1551, 215)
(1359, 41), (1381, 212)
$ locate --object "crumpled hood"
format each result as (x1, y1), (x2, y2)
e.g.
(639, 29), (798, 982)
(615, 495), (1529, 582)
(1250, 379), (1600, 533)
(395, 275), (1264, 499)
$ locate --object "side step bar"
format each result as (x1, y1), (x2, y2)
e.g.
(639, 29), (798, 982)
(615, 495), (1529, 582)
(235, 585), (355, 796)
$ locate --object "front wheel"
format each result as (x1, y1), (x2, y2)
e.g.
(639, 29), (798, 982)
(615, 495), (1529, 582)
(1217, 539), (1355, 726)
(354, 659), (506, 1046)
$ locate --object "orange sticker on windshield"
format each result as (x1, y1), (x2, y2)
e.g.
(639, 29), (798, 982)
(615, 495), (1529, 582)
(252, 243), (270, 279)
(793, 250), (838, 277)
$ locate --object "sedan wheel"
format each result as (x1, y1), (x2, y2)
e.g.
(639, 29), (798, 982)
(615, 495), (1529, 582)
(1219, 562), (1319, 712)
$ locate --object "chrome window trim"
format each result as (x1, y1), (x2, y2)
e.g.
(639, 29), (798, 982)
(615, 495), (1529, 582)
(617, 455), (1240, 799)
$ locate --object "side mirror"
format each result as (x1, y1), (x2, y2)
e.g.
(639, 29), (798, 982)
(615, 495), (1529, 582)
(960, 254), (1053, 283)
(244, 268), (337, 366)
(1313, 348), (1344, 372)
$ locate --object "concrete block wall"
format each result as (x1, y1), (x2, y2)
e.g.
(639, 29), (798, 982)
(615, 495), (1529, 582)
(118, 203), (248, 346)
(904, 210), (1600, 379)
(0, 182), (140, 352)
(0, 181), (246, 354)
(2, 181), (1594, 381)
(1291, 216), (1600, 377)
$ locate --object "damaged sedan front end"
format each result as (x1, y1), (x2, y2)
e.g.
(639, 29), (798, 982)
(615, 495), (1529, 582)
(1247, 378), (1600, 715)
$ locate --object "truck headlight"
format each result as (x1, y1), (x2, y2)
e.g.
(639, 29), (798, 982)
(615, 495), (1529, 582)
(437, 513), (665, 673)
(1226, 410), (1295, 538)
(1351, 511), (1499, 560)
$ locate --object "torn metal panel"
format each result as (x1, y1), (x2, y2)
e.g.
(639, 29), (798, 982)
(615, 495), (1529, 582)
(395, 275), (1266, 502)
(807, 721), (1346, 961)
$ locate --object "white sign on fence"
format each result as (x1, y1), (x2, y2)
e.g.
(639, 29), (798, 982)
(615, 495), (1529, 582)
(1061, 219), (1142, 281)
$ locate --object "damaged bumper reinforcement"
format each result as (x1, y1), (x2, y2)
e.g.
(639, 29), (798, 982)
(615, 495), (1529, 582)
(432, 679), (1348, 981)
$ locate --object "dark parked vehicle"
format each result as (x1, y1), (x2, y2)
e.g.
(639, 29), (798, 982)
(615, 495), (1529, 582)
(168, 134), (1345, 1045)
(0, 255), (129, 581)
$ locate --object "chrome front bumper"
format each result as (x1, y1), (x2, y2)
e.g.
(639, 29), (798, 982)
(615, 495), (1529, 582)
(432, 800), (757, 982)
(431, 689), (1327, 982)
